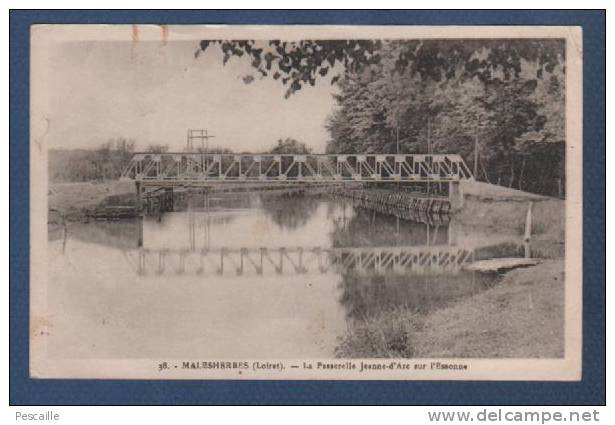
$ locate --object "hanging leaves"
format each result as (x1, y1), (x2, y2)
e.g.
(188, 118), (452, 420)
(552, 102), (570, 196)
(196, 38), (564, 99)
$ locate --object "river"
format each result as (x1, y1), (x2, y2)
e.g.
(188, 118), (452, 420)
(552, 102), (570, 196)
(46, 193), (537, 359)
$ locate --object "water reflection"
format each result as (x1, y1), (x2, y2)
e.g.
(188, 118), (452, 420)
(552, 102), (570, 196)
(259, 195), (320, 230)
(330, 204), (451, 247)
(126, 245), (476, 277)
(338, 272), (498, 318)
(49, 193), (539, 358)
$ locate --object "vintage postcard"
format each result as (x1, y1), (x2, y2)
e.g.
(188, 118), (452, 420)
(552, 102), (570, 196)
(30, 24), (582, 380)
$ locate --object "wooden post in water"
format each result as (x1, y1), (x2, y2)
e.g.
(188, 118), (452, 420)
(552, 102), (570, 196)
(524, 201), (533, 258)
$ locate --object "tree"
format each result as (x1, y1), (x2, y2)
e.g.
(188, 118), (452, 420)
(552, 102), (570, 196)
(267, 138), (312, 154)
(109, 137), (135, 177)
(197, 38), (566, 195)
(145, 144), (169, 153)
(195, 146), (234, 154)
(320, 40), (565, 195)
(196, 39), (564, 98)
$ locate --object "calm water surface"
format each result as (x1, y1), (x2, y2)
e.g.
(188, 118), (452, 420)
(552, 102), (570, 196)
(47, 194), (532, 359)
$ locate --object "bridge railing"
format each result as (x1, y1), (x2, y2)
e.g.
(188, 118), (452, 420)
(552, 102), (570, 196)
(121, 153), (474, 183)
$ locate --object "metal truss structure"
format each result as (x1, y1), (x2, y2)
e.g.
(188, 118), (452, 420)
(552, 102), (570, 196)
(124, 246), (475, 277)
(121, 153), (474, 183)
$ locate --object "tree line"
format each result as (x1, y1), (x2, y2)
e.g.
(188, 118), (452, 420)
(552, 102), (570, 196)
(49, 138), (136, 182)
(323, 40), (565, 195)
(48, 138), (310, 182)
(198, 38), (566, 196)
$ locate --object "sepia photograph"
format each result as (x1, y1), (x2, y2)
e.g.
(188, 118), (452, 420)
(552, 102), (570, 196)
(28, 24), (583, 380)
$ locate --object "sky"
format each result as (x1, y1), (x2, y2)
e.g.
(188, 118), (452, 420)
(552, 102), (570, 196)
(45, 38), (338, 153)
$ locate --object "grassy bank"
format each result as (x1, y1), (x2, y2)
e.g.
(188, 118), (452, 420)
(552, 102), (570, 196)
(337, 258), (564, 359)
(49, 181), (135, 213)
(414, 259), (564, 358)
(337, 182), (566, 359)
(458, 181), (564, 242)
(48, 181), (136, 223)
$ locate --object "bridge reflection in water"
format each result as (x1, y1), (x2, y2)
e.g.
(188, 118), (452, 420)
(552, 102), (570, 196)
(124, 196), (479, 276)
(49, 195), (540, 359)
(125, 245), (474, 276)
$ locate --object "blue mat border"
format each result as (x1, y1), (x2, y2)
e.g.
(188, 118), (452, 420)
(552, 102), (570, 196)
(9, 10), (605, 405)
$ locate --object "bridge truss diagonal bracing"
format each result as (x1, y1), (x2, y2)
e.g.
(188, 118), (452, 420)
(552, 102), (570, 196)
(124, 246), (475, 277)
(121, 153), (474, 183)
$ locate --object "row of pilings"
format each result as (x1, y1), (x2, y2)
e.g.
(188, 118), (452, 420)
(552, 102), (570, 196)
(131, 182), (457, 218)
(141, 187), (175, 215)
(324, 187), (452, 215)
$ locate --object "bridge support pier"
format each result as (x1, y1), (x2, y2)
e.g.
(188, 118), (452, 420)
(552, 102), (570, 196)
(449, 181), (464, 211)
(135, 181), (142, 214)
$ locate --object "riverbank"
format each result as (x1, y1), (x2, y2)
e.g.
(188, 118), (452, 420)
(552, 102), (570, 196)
(336, 259), (564, 358)
(48, 181), (136, 226)
(49, 179), (565, 358)
(415, 259), (564, 357)
(48, 180), (345, 222)
(335, 181), (565, 358)
(336, 185), (566, 358)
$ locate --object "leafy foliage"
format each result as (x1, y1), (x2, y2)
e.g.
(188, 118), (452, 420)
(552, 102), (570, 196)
(197, 38), (566, 195)
(196, 38), (564, 98)
(49, 138), (136, 182)
(145, 144), (170, 153)
(194, 146), (234, 154)
(322, 40), (566, 195)
(266, 138), (312, 154)
(197, 40), (382, 98)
